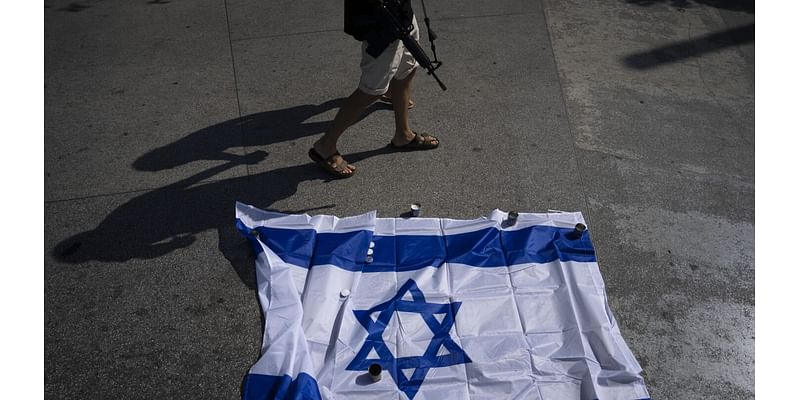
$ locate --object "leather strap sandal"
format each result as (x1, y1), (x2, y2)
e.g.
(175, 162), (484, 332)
(389, 132), (440, 151)
(308, 148), (355, 178)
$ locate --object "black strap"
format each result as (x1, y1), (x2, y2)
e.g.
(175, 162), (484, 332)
(419, 0), (440, 64)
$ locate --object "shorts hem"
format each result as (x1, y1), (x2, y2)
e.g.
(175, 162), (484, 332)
(357, 84), (387, 96)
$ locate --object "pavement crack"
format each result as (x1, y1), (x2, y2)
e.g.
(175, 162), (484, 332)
(539, 0), (593, 220)
(222, 0), (248, 175)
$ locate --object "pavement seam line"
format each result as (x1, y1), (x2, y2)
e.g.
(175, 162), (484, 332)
(538, 0), (594, 225)
(434, 11), (539, 22)
(229, 12), (539, 44)
(231, 28), (343, 44)
(223, 0), (249, 176)
(44, 188), (165, 205)
(44, 175), (235, 205)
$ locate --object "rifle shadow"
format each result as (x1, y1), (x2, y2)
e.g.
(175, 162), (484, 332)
(622, 23), (753, 69)
(53, 99), (395, 289)
(624, 0), (753, 13)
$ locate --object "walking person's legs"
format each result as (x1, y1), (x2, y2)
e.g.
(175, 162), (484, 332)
(312, 89), (380, 176)
(386, 49), (439, 150)
(387, 69), (437, 148)
(389, 69), (417, 146)
(309, 15), (437, 178)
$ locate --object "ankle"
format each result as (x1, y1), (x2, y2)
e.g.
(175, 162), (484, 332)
(394, 129), (414, 140)
(313, 139), (338, 156)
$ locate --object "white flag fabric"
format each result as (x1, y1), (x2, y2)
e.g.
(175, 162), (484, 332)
(235, 202), (650, 400)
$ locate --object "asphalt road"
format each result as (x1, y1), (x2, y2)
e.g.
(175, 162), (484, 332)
(45, 0), (754, 398)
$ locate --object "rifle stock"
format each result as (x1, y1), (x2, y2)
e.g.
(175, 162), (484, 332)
(379, 0), (446, 91)
(399, 36), (447, 90)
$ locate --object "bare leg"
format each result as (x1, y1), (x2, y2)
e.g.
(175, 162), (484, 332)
(388, 69), (438, 147)
(314, 89), (380, 173)
(380, 92), (415, 109)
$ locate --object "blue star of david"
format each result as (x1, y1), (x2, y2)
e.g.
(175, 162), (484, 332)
(346, 279), (472, 400)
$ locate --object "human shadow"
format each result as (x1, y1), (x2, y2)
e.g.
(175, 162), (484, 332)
(622, 23), (753, 69)
(52, 146), (396, 288)
(133, 98), (389, 172)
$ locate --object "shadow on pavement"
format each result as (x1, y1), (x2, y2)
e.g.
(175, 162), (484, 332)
(625, 0), (753, 13)
(59, 2), (92, 12)
(53, 99), (397, 289)
(133, 98), (386, 172)
(622, 23), (753, 69)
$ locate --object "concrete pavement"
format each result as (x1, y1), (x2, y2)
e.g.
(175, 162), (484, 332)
(45, 0), (754, 398)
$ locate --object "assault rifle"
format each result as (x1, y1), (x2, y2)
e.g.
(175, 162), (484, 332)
(377, 0), (446, 91)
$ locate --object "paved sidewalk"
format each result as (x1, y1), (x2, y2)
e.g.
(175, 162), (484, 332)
(45, 0), (754, 398)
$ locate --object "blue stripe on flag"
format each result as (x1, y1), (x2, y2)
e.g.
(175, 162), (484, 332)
(236, 219), (596, 271)
(369, 235), (447, 271)
(236, 220), (316, 268)
(502, 225), (597, 264)
(310, 231), (374, 271)
(242, 372), (322, 400)
(448, 227), (507, 267)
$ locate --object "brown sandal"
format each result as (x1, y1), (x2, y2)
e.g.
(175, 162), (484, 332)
(389, 132), (440, 151)
(379, 95), (415, 109)
(308, 148), (355, 178)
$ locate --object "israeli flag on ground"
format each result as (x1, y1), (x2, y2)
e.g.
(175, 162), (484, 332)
(235, 202), (650, 400)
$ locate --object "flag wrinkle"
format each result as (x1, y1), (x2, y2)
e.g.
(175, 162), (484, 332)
(553, 259), (601, 397)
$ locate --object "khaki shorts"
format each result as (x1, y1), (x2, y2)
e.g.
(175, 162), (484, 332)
(358, 16), (420, 96)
